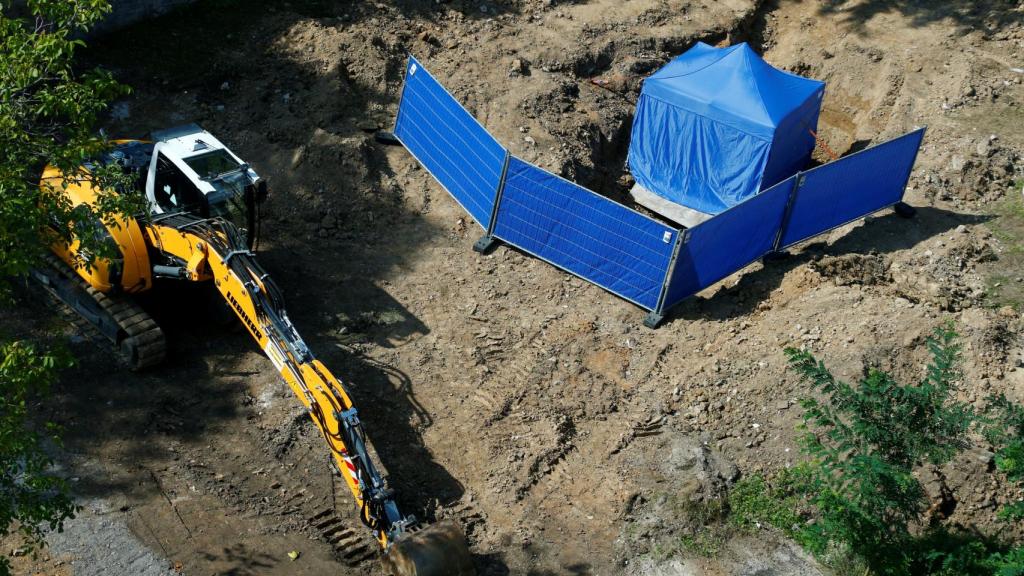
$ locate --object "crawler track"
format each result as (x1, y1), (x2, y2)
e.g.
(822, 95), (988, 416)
(33, 253), (166, 370)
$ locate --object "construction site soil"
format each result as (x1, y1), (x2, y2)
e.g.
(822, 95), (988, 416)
(6, 0), (1024, 575)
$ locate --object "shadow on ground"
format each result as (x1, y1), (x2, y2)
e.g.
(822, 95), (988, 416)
(816, 0), (1020, 35)
(666, 206), (993, 324)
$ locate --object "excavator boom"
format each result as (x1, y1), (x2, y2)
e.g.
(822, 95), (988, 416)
(143, 212), (473, 575)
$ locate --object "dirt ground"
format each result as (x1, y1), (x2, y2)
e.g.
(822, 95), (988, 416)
(6, 0), (1024, 574)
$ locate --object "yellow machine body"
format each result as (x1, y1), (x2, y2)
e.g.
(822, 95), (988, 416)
(37, 125), (474, 576)
(40, 162), (153, 294)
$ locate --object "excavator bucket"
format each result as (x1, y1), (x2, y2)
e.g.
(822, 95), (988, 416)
(384, 521), (475, 576)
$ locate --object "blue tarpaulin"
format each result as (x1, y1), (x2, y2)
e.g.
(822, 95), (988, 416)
(629, 42), (825, 216)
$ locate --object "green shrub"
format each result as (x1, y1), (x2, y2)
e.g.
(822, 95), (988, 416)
(774, 325), (1023, 575)
(983, 395), (1024, 522)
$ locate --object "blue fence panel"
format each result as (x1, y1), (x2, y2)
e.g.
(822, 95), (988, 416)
(779, 128), (925, 248)
(492, 157), (678, 310)
(661, 177), (795, 309)
(394, 56), (507, 228)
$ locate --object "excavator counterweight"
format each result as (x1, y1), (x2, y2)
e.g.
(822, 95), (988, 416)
(35, 125), (473, 575)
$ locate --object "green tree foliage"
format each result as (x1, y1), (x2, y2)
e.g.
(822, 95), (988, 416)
(0, 342), (75, 576)
(771, 326), (1024, 576)
(1, 2), (137, 574)
(0, 0), (138, 284)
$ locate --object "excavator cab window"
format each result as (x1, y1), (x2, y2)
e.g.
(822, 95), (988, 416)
(153, 153), (206, 216)
(207, 171), (250, 230)
(183, 149), (239, 179)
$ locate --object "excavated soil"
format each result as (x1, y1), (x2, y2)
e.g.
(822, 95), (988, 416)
(6, 0), (1024, 575)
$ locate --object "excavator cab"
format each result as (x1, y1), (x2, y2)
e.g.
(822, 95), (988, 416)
(145, 124), (266, 248)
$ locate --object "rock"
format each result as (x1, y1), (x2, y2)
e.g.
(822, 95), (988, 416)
(712, 453), (740, 483)
(290, 146), (306, 169)
(509, 57), (529, 77)
(969, 448), (995, 468)
(356, 119), (381, 131)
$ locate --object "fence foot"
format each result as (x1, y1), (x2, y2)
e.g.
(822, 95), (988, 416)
(374, 131), (401, 146)
(762, 250), (791, 263)
(894, 202), (916, 219)
(473, 234), (500, 254)
(643, 311), (664, 329)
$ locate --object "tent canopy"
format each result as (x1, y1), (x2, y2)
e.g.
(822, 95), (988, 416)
(629, 42), (825, 218)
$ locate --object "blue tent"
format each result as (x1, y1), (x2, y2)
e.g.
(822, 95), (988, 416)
(628, 42), (825, 222)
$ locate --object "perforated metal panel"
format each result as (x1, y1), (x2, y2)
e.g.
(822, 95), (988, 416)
(394, 56), (507, 228)
(779, 128), (925, 248)
(492, 157), (678, 310)
(662, 176), (795, 309)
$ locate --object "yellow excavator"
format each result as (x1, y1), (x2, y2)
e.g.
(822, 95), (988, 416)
(32, 123), (473, 576)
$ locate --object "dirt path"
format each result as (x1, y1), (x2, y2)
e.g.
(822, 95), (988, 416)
(7, 0), (1023, 574)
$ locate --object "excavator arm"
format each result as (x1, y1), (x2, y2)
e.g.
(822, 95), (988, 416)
(144, 213), (473, 576)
